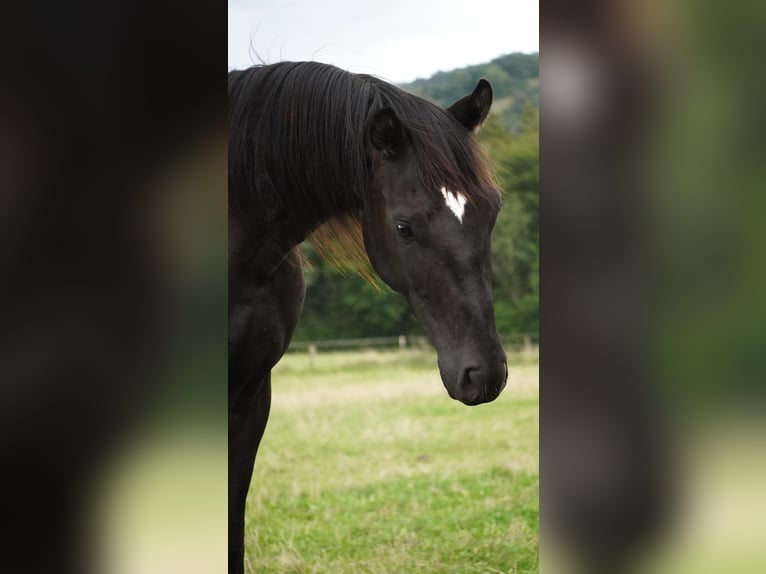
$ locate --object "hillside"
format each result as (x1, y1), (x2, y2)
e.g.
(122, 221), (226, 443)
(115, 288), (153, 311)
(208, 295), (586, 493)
(401, 52), (539, 133)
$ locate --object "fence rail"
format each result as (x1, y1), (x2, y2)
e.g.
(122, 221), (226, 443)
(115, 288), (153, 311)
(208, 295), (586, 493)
(288, 335), (412, 351)
(286, 333), (538, 366)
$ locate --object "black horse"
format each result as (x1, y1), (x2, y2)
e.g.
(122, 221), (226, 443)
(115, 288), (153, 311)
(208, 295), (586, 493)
(228, 61), (507, 574)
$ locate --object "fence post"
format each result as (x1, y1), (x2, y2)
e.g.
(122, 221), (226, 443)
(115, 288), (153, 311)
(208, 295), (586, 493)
(398, 335), (406, 349)
(523, 334), (533, 358)
(308, 344), (317, 368)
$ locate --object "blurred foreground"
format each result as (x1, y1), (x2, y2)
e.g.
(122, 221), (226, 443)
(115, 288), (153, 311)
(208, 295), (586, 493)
(0, 3), (226, 572)
(542, 0), (766, 572)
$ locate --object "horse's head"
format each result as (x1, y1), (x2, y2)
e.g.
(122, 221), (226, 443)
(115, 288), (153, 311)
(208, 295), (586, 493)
(362, 80), (507, 406)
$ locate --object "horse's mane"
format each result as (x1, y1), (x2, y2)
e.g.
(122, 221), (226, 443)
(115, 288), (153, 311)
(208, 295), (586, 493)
(228, 62), (497, 279)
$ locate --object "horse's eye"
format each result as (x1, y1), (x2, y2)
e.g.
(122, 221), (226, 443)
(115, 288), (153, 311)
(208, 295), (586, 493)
(395, 223), (414, 240)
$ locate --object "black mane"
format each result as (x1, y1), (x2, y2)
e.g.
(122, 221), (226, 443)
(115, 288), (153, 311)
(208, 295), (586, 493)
(228, 61), (495, 264)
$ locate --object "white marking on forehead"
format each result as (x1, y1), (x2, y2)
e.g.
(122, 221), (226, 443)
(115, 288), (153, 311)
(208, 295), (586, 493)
(440, 186), (468, 223)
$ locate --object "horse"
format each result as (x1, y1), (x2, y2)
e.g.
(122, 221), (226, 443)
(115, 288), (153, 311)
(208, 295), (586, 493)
(228, 61), (508, 574)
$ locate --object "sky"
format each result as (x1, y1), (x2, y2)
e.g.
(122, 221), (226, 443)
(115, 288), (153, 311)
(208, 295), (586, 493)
(228, 0), (538, 84)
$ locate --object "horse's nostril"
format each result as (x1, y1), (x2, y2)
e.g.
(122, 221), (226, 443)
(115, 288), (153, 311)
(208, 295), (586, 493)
(458, 368), (483, 405)
(456, 362), (508, 405)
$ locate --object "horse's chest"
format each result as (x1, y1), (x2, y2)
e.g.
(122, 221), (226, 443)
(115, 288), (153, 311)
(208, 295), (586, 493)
(228, 248), (306, 383)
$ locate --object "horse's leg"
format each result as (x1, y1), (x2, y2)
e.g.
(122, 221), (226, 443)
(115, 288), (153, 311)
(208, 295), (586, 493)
(228, 242), (305, 574)
(229, 373), (271, 574)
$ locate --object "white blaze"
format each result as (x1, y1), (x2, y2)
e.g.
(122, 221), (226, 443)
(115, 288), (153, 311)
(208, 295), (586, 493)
(440, 186), (467, 223)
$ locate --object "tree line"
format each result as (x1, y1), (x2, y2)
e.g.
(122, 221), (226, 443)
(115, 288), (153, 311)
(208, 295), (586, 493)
(402, 52), (539, 133)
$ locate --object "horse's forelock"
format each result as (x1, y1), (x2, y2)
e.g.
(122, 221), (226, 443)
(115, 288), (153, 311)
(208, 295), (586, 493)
(380, 91), (498, 205)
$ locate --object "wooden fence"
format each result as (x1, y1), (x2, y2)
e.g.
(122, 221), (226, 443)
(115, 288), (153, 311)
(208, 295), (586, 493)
(286, 333), (539, 366)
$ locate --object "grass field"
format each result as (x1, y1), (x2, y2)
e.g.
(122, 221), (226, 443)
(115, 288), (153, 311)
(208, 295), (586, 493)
(245, 347), (539, 573)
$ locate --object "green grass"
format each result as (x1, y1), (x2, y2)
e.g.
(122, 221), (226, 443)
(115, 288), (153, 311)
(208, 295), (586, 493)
(246, 348), (539, 573)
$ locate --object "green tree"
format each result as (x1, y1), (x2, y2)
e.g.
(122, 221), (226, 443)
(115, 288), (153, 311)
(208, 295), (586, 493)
(293, 244), (420, 341)
(481, 107), (539, 334)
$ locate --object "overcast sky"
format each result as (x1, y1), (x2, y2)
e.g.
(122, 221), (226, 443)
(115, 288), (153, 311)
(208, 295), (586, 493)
(228, 0), (538, 84)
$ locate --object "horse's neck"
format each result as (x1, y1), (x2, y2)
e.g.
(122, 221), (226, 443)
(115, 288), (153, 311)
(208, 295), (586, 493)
(263, 164), (363, 244)
(234, 73), (373, 256)
(229, 212), (295, 282)
(235, 177), (361, 277)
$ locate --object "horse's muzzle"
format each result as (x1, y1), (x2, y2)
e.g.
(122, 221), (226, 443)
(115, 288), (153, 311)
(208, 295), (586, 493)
(453, 361), (508, 406)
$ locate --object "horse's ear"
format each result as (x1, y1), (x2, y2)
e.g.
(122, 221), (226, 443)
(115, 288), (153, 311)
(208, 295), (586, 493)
(366, 107), (407, 157)
(447, 79), (493, 132)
